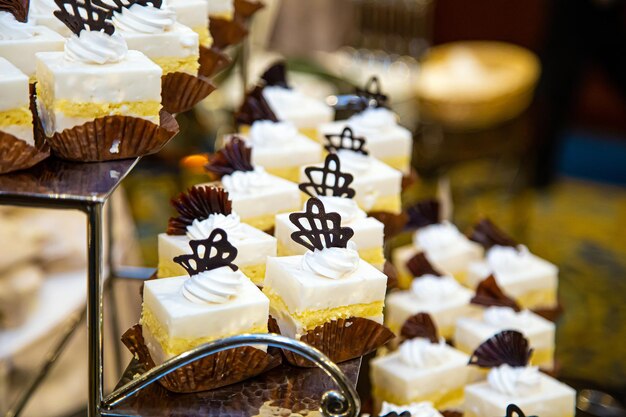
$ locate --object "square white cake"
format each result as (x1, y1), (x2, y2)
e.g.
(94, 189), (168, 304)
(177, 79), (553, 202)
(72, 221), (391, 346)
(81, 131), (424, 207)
(262, 85), (334, 134)
(168, 0), (212, 47)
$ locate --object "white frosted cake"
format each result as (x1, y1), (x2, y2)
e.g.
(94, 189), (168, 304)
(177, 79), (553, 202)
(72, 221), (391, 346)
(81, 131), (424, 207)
(29, 0), (73, 36)
(0, 11), (64, 80)
(467, 245), (559, 310)
(0, 58), (34, 145)
(168, 0), (212, 47)
(378, 401), (444, 417)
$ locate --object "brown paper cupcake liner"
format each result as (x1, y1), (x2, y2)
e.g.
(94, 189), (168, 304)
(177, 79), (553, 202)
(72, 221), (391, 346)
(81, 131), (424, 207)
(199, 46), (232, 78)
(122, 324), (282, 393)
(269, 316), (394, 368)
(401, 168), (419, 191)
(209, 17), (249, 49)
(368, 211), (409, 240)
(45, 109), (179, 162)
(532, 302), (563, 322)
(383, 261), (399, 290)
(234, 0), (264, 20)
(0, 130), (50, 174)
(161, 72), (216, 114)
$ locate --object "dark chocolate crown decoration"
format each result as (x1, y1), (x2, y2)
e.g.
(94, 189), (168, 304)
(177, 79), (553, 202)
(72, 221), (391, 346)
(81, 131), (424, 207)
(174, 228), (238, 275)
(400, 312), (439, 343)
(505, 404), (536, 417)
(471, 275), (521, 312)
(355, 76), (389, 109)
(261, 61), (289, 88)
(234, 85), (279, 125)
(205, 136), (254, 178)
(299, 154), (355, 199)
(54, 0), (114, 35)
(289, 198), (354, 252)
(406, 252), (442, 278)
(167, 186), (232, 236)
(91, 0), (162, 17)
(0, 0), (29, 22)
(469, 218), (517, 250)
(324, 127), (368, 156)
(469, 330), (533, 368)
(405, 199), (441, 230)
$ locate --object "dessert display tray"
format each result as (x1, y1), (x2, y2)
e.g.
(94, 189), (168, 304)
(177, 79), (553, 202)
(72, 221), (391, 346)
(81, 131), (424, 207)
(104, 357), (361, 417)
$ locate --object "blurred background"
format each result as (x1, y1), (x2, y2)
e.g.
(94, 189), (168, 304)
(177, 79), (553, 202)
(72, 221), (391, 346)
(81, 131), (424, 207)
(2, 0), (626, 415)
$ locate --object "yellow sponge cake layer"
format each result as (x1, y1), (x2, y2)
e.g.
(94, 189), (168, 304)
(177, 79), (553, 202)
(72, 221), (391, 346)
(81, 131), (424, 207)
(0, 107), (32, 127)
(194, 26), (213, 48)
(48, 99), (160, 120)
(153, 55), (199, 75)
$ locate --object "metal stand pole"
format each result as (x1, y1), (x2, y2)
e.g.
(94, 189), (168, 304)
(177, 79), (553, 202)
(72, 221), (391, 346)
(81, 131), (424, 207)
(86, 203), (104, 417)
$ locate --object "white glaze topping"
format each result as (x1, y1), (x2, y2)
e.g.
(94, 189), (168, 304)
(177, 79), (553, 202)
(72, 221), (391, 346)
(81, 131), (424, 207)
(182, 266), (243, 304)
(112, 3), (176, 34)
(414, 221), (465, 252)
(487, 245), (534, 275)
(64, 31), (128, 64)
(249, 120), (298, 147)
(348, 107), (397, 135)
(379, 401), (443, 417)
(410, 275), (465, 303)
(186, 213), (245, 241)
(399, 337), (451, 368)
(0, 11), (36, 40)
(336, 149), (371, 174)
(483, 306), (534, 330)
(221, 167), (273, 195)
(487, 364), (541, 396)
(316, 196), (366, 225)
(301, 243), (359, 280)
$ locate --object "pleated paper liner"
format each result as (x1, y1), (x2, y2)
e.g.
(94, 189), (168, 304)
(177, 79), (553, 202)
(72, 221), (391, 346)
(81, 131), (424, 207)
(368, 211), (408, 240)
(45, 109), (179, 162)
(199, 45), (232, 78)
(269, 316), (394, 368)
(122, 324), (283, 393)
(161, 72), (216, 114)
(234, 0), (264, 21)
(0, 130), (50, 174)
(209, 17), (248, 49)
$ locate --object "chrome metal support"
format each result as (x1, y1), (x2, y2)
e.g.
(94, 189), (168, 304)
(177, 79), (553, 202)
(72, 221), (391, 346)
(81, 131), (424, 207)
(86, 203), (105, 417)
(102, 334), (361, 417)
(106, 199), (124, 377)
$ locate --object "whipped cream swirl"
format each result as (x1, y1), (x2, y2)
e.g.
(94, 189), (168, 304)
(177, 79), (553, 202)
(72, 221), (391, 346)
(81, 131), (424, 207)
(411, 275), (463, 303)
(348, 107), (397, 135)
(249, 120), (298, 147)
(112, 3), (176, 34)
(487, 245), (533, 275)
(399, 337), (450, 368)
(0, 11), (37, 40)
(302, 243), (359, 280)
(487, 364), (541, 396)
(414, 221), (465, 252)
(186, 213), (244, 241)
(483, 306), (533, 330)
(317, 196), (366, 225)
(336, 149), (371, 174)
(221, 167), (273, 195)
(182, 266), (242, 304)
(379, 401), (443, 417)
(64, 31), (128, 64)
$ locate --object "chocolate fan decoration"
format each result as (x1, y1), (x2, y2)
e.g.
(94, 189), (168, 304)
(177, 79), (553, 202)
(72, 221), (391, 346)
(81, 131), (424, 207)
(0, 0), (29, 22)
(505, 404), (537, 417)
(289, 198), (354, 252)
(234, 85), (279, 125)
(174, 228), (238, 275)
(469, 218), (517, 250)
(260, 61), (289, 89)
(324, 127), (368, 156)
(167, 186), (232, 235)
(205, 136), (254, 178)
(355, 76), (389, 109)
(92, 0), (162, 17)
(299, 154), (355, 199)
(406, 252), (442, 278)
(54, 0), (114, 35)
(469, 330), (533, 368)
(405, 199), (441, 229)
(380, 412), (411, 417)
(400, 312), (439, 343)
(471, 275), (521, 312)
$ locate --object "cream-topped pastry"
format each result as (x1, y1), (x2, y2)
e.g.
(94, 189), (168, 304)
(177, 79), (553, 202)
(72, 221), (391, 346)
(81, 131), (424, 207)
(105, 0), (199, 75)
(379, 401), (443, 417)
(263, 198), (387, 344)
(157, 186), (276, 285)
(29, 0), (72, 36)
(204, 137), (300, 231)
(464, 331), (575, 417)
(0, 58), (34, 145)
(0, 10), (64, 80)
(168, 0), (211, 47)
(276, 154), (385, 268)
(142, 228), (269, 364)
(372, 314), (470, 409)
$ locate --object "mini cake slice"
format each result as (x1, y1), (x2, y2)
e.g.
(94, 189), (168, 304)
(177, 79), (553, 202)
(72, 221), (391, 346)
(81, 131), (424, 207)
(455, 276), (555, 369)
(371, 314), (470, 409)
(276, 154), (385, 267)
(142, 228), (269, 364)
(204, 137), (300, 231)
(0, 58), (34, 146)
(168, 0), (212, 47)
(384, 253), (479, 340)
(158, 185), (276, 285)
(318, 77), (413, 173)
(467, 219), (559, 310)
(264, 198), (392, 364)
(393, 200), (483, 288)
(302, 127), (402, 214)
(464, 331), (575, 417)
